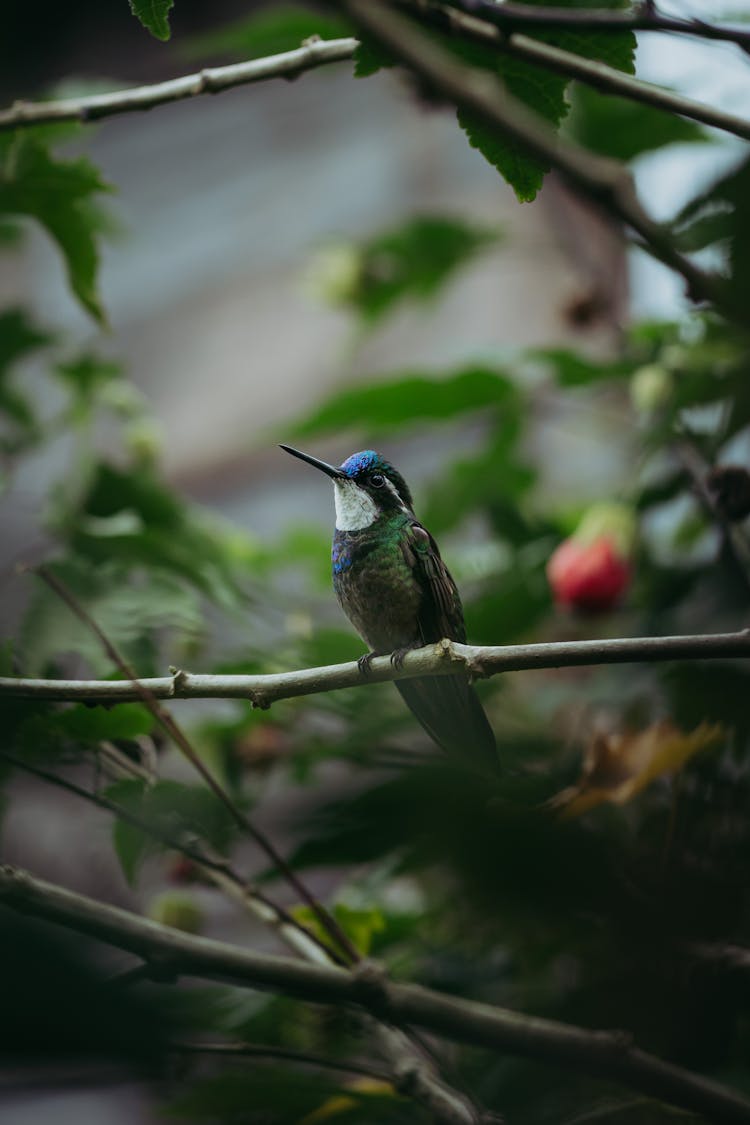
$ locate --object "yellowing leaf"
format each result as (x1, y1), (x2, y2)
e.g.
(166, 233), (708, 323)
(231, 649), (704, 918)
(300, 1078), (395, 1124)
(550, 721), (724, 818)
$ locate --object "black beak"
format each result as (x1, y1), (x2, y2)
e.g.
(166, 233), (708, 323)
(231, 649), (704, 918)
(279, 444), (346, 480)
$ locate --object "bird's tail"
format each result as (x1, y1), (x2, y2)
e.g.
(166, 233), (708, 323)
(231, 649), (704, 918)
(396, 674), (498, 772)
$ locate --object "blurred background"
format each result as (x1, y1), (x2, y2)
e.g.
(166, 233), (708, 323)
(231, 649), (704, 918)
(2, 1), (750, 1123)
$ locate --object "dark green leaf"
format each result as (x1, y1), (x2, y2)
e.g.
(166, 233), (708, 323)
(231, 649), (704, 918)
(128, 0), (174, 41)
(107, 777), (238, 887)
(353, 1), (634, 200)
(55, 703), (154, 742)
(55, 461), (258, 606)
(530, 347), (633, 386)
(292, 365), (513, 437)
(0, 310), (54, 450)
(310, 215), (500, 324)
(184, 3), (352, 61)
(567, 84), (710, 161)
(56, 354), (122, 404)
(674, 154), (750, 314)
(0, 131), (112, 322)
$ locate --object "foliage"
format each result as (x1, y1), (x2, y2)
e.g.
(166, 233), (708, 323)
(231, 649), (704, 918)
(2, 4), (750, 1125)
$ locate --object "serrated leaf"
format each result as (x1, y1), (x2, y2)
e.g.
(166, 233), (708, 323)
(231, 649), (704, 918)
(184, 4), (352, 61)
(291, 366), (513, 437)
(128, 0), (174, 41)
(351, 2), (634, 201)
(0, 132), (112, 322)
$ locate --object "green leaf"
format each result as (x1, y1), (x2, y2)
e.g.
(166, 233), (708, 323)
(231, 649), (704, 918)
(530, 347), (633, 386)
(0, 310), (54, 451)
(308, 215), (500, 324)
(128, 0), (174, 41)
(56, 354), (122, 404)
(291, 365), (513, 437)
(20, 558), (204, 676)
(674, 154), (750, 314)
(352, 2), (634, 201)
(566, 84), (710, 162)
(0, 131), (112, 322)
(54, 460), (258, 607)
(107, 778), (238, 887)
(184, 3), (352, 61)
(54, 703), (154, 742)
(292, 903), (386, 957)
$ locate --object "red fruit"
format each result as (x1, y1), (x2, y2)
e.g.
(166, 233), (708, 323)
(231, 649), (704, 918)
(547, 535), (630, 612)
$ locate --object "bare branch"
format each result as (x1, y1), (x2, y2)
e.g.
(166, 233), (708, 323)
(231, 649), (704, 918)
(2, 628), (749, 706)
(0, 38), (359, 132)
(0, 761), (478, 1123)
(32, 564), (360, 966)
(402, 0), (750, 141)
(2, 864), (749, 1124)
(448, 0), (750, 53)
(339, 0), (731, 316)
(0, 750), (340, 966)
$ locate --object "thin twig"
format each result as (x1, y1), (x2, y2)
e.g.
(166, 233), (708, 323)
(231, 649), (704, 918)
(2, 628), (749, 705)
(0, 750), (341, 965)
(0, 38), (359, 132)
(170, 1039), (392, 1082)
(32, 564), (360, 966)
(448, 0), (750, 53)
(401, 0), (750, 141)
(676, 442), (750, 598)
(19, 571), (478, 1123)
(339, 0), (731, 316)
(2, 864), (749, 1125)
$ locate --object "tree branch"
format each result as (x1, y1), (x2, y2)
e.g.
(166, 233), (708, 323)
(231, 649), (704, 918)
(2, 628), (749, 705)
(448, 0), (750, 54)
(0, 38), (359, 132)
(2, 864), (749, 1124)
(339, 0), (731, 316)
(0, 750), (340, 966)
(402, 0), (750, 141)
(32, 564), (360, 967)
(1, 20), (745, 145)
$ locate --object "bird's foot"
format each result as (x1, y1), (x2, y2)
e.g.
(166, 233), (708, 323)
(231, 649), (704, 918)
(390, 646), (414, 672)
(357, 651), (377, 677)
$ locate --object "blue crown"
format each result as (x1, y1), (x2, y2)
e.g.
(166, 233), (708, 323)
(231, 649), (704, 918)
(339, 450), (384, 477)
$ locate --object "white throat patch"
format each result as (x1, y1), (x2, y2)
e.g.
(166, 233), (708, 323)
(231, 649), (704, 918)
(334, 479), (378, 531)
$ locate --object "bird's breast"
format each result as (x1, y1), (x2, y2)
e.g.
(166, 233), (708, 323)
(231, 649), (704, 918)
(332, 527), (423, 654)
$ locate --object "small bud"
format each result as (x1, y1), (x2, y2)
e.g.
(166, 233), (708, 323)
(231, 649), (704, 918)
(630, 364), (673, 415)
(303, 243), (362, 304)
(124, 418), (163, 464)
(147, 891), (203, 934)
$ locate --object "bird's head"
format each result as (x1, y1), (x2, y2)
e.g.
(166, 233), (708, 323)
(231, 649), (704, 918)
(280, 445), (414, 530)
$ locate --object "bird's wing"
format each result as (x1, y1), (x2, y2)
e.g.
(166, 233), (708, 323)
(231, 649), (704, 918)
(400, 521), (467, 644)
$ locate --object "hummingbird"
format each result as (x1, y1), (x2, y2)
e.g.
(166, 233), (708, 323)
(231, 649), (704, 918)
(280, 444), (497, 770)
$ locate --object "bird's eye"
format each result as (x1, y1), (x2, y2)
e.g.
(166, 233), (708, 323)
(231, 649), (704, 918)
(370, 472), (385, 488)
